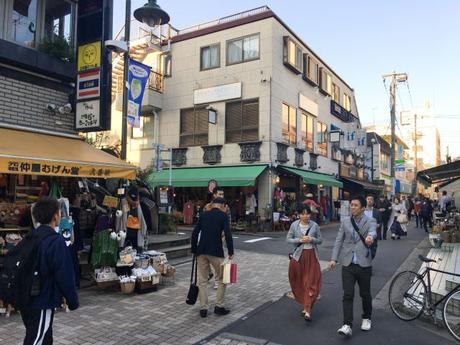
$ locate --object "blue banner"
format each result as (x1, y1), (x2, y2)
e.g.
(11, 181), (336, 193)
(127, 59), (151, 128)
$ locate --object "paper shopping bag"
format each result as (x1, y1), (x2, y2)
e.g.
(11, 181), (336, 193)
(222, 262), (231, 284)
(230, 263), (237, 284)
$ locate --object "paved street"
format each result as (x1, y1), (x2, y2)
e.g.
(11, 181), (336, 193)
(0, 221), (456, 345)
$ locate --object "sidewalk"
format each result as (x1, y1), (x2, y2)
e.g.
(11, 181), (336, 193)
(0, 250), (291, 345)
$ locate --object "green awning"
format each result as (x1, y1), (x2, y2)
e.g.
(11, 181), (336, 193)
(281, 166), (343, 188)
(148, 165), (267, 187)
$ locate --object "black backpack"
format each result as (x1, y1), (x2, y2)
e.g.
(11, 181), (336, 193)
(0, 230), (56, 309)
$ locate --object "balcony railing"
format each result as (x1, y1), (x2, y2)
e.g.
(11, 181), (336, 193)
(148, 70), (164, 93)
(177, 6), (271, 36)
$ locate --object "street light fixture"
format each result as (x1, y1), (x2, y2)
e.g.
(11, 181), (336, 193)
(118, 0), (170, 161)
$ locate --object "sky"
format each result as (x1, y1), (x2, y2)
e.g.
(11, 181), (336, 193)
(114, 0), (460, 158)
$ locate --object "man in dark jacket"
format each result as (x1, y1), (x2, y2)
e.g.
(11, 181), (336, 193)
(365, 195), (382, 239)
(191, 197), (234, 318)
(421, 197), (434, 232)
(22, 198), (79, 345)
(376, 195), (392, 240)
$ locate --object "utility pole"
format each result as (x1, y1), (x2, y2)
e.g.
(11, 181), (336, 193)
(382, 72), (408, 194)
(413, 113), (418, 195)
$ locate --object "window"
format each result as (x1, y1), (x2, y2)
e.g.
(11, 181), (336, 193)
(380, 153), (389, 171)
(44, 0), (72, 42)
(131, 116), (155, 139)
(305, 55), (319, 84)
(282, 103), (297, 146)
(332, 83), (340, 103)
(343, 94), (351, 111)
(283, 37), (302, 72)
(200, 44), (220, 70)
(225, 99), (259, 143)
(301, 112), (315, 152)
(320, 68), (333, 95)
(10, 0), (38, 47)
(179, 107), (208, 147)
(316, 121), (328, 156)
(227, 34), (259, 65)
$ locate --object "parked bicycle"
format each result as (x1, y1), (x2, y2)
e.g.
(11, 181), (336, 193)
(388, 254), (460, 341)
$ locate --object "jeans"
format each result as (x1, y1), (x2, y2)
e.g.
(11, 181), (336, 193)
(342, 264), (372, 326)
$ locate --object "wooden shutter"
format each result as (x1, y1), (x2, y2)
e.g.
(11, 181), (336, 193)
(242, 99), (259, 141)
(226, 101), (242, 143)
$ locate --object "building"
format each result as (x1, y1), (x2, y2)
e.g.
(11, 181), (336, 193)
(0, 1), (135, 207)
(109, 6), (371, 224)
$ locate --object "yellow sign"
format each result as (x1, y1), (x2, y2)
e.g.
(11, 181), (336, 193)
(78, 41), (101, 72)
(0, 158), (136, 179)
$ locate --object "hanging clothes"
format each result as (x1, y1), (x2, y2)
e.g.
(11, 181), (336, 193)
(183, 201), (194, 225)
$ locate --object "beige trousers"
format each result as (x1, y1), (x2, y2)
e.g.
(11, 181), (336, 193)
(197, 255), (226, 309)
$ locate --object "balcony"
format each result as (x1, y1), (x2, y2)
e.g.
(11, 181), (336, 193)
(148, 70), (164, 93)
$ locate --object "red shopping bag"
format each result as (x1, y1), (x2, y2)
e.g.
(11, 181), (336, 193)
(230, 263), (237, 284)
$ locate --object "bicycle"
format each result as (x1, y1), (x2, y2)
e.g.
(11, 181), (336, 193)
(388, 254), (460, 341)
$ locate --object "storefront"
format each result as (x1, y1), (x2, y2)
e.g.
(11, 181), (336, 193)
(339, 163), (383, 198)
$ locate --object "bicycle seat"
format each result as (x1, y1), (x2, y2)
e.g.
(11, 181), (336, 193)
(418, 255), (436, 263)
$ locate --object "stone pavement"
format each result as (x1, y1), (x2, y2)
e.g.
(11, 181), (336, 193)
(0, 249), (300, 345)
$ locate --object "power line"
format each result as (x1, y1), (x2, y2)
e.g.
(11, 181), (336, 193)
(405, 81), (415, 109)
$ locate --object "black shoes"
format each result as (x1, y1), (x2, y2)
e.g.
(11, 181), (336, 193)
(200, 309), (207, 318)
(214, 306), (230, 315)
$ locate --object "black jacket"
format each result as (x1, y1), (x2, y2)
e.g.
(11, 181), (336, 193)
(191, 208), (234, 257)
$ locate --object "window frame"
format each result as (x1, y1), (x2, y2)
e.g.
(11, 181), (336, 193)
(343, 93), (351, 111)
(225, 98), (259, 144)
(332, 83), (340, 103)
(226, 33), (260, 66)
(301, 111), (315, 152)
(282, 102), (297, 146)
(303, 54), (319, 85)
(200, 43), (220, 71)
(131, 116), (155, 139)
(283, 36), (303, 74)
(179, 106), (209, 148)
(316, 121), (328, 157)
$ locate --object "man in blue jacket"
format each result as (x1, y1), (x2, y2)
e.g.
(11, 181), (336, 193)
(191, 197), (234, 318)
(22, 197), (79, 345)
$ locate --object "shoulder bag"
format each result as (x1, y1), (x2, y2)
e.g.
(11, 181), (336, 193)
(288, 224), (312, 260)
(350, 218), (377, 259)
(186, 255), (199, 305)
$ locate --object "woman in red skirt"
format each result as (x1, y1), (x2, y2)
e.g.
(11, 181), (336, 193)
(286, 205), (322, 321)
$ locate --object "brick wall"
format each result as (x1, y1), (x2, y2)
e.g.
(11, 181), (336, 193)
(0, 74), (75, 134)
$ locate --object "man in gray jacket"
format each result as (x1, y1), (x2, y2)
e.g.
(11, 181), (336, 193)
(328, 195), (377, 337)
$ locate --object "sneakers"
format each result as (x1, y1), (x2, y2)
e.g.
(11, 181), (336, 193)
(199, 309), (207, 318)
(337, 324), (352, 337)
(361, 319), (372, 331)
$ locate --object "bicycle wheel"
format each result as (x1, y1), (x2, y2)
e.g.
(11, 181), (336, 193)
(443, 289), (460, 341)
(389, 270), (427, 321)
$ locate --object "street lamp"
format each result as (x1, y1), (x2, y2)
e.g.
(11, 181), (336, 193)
(370, 138), (376, 181)
(118, 0), (170, 160)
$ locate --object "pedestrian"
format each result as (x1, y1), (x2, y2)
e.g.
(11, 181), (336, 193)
(414, 197), (422, 228)
(328, 195), (377, 337)
(286, 205), (322, 321)
(118, 186), (147, 250)
(364, 195), (382, 239)
(388, 196), (407, 240)
(376, 195), (391, 240)
(406, 196), (414, 221)
(439, 191), (452, 215)
(191, 197), (234, 318)
(420, 197), (434, 232)
(22, 197), (79, 344)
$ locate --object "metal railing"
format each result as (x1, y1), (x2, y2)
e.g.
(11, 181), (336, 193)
(177, 6), (271, 36)
(148, 70), (164, 93)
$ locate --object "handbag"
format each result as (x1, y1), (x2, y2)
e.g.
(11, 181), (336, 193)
(186, 255), (199, 305)
(350, 218), (377, 259)
(397, 213), (408, 224)
(230, 262), (237, 284)
(223, 261), (231, 284)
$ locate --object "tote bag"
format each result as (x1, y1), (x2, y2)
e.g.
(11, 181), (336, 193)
(186, 255), (199, 305)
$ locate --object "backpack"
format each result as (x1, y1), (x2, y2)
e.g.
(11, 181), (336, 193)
(0, 230), (56, 309)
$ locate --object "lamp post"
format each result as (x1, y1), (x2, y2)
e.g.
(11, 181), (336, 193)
(120, 0), (170, 160)
(370, 138), (376, 181)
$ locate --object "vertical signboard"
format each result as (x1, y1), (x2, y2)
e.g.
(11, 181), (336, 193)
(75, 0), (113, 132)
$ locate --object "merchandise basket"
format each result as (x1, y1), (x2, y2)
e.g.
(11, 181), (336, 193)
(120, 281), (136, 294)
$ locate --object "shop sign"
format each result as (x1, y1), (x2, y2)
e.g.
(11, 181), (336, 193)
(76, 100), (100, 129)
(75, 0), (113, 132)
(298, 93), (318, 116)
(127, 59), (151, 128)
(330, 100), (351, 122)
(194, 82), (241, 104)
(102, 195), (118, 208)
(77, 69), (101, 100)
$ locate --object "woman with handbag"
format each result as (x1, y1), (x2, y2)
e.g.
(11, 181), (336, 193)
(286, 205), (322, 321)
(388, 197), (408, 240)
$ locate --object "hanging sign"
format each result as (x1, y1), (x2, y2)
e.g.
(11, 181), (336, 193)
(77, 69), (101, 100)
(127, 59), (151, 128)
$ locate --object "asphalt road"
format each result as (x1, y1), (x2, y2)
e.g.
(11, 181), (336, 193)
(205, 221), (458, 345)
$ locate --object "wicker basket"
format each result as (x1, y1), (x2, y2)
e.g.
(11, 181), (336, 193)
(120, 282), (135, 294)
(96, 279), (119, 290)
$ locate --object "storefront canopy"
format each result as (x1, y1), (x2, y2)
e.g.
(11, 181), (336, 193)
(280, 166), (343, 188)
(341, 177), (384, 191)
(148, 165), (267, 187)
(0, 128), (137, 179)
(417, 160), (460, 186)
